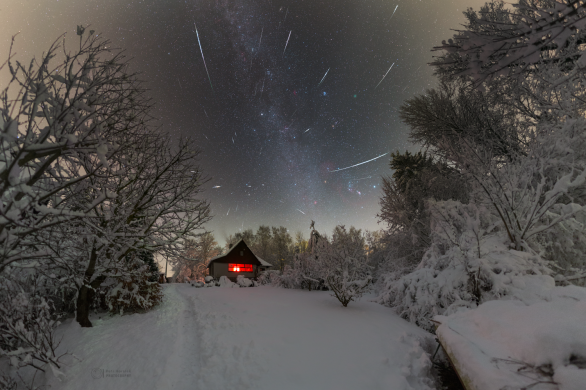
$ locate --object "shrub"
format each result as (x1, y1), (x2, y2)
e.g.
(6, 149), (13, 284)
(377, 200), (554, 331)
(105, 266), (163, 315)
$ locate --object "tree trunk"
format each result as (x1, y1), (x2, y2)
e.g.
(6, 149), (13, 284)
(76, 243), (99, 327)
(76, 285), (94, 327)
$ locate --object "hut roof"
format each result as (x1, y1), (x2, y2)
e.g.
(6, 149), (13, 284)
(207, 239), (273, 268)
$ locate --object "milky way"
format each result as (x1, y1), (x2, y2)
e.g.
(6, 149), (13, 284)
(0, 0), (487, 244)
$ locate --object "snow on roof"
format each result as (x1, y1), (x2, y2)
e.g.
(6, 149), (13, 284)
(256, 257), (272, 267)
(206, 239), (272, 268)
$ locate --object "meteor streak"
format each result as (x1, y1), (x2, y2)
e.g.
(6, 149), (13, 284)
(296, 209), (306, 215)
(283, 30), (292, 56)
(389, 5), (398, 20)
(258, 27), (263, 50)
(351, 176), (373, 181)
(375, 62), (395, 89)
(194, 23), (214, 92)
(212, 185), (221, 188)
(304, 128), (311, 133)
(329, 153), (389, 173)
(317, 68), (330, 87)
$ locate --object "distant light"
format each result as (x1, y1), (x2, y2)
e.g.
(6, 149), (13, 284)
(323, 92), (327, 96)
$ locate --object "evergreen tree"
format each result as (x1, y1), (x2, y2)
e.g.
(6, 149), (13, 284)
(138, 250), (159, 282)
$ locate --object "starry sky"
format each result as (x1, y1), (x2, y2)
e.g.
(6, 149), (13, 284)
(1, 0), (487, 244)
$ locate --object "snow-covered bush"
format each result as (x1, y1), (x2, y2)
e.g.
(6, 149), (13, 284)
(257, 270), (281, 285)
(320, 226), (372, 307)
(0, 269), (63, 379)
(378, 200), (555, 331)
(236, 275), (253, 287)
(217, 276), (238, 288)
(105, 264), (163, 315)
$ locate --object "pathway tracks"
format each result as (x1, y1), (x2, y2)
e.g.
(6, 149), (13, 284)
(49, 284), (201, 390)
(155, 284), (200, 388)
(188, 287), (264, 390)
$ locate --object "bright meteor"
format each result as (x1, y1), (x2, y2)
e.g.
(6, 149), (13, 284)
(375, 62), (395, 89)
(317, 68), (330, 87)
(389, 5), (398, 21)
(283, 30), (292, 56)
(329, 153), (389, 173)
(194, 22), (214, 92)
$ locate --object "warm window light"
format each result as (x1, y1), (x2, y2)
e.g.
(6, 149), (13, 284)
(229, 264), (253, 272)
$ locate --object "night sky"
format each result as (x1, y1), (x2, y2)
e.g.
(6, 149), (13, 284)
(1, 0), (486, 244)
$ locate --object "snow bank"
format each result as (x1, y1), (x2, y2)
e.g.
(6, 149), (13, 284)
(435, 285), (586, 390)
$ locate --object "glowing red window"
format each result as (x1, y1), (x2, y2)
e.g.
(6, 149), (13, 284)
(229, 264), (253, 272)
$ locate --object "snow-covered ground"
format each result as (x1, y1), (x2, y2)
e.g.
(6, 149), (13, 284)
(46, 284), (436, 390)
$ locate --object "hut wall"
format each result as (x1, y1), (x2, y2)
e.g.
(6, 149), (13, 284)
(212, 263), (258, 281)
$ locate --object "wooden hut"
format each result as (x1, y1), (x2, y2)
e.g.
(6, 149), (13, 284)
(207, 239), (272, 281)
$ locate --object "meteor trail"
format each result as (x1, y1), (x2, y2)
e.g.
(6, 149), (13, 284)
(317, 68), (330, 87)
(389, 5), (398, 20)
(304, 128), (311, 133)
(212, 185), (221, 188)
(296, 209), (306, 215)
(227, 208), (230, 216)
(375, 62), (395, 89)
(283, 30), (292, 56)
(258, 27), (263, 50)
(194, 22), (214, 92)
(329, 153), (389, 173)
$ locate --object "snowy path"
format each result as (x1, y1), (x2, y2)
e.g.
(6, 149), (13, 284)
(48, 285), (200, 389)
(48, 284), (436, 390)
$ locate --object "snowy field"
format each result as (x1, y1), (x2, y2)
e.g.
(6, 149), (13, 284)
(46, 284), (436, 390)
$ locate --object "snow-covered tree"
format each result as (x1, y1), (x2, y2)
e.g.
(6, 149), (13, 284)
(432, 0), (586, 84)
(0, 28), (132, 272)
(377, 0), (586, 331)
(64, 133), (211, 327)
(377, 151), (468, 275)
(272, 226), (294, 272)
(172, 232), (220, 282)
(320, 226), (372, 307)
(281, 229), (327, 290)
(0, 28), (213, 327)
